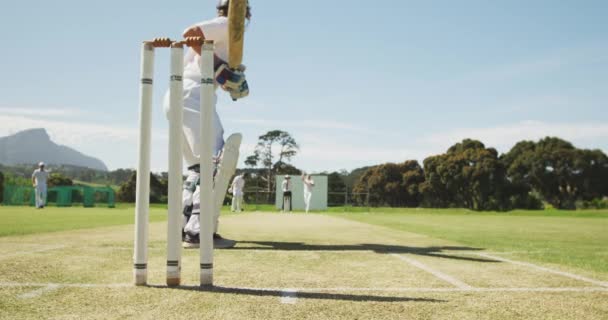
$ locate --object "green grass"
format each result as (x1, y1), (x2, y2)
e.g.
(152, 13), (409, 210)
(0, 204), (257, 237)
(331, 208), (608, 275)
(1, 210), (607, 319)
(3, 205), (607, 276)
(1, 207), (608, 319)
(3, 205), (606, 275)
(327, 206), (608, 217)
(0, 206), (166, 237)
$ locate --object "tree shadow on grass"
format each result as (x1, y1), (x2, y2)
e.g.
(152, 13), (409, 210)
(231, 242), (499, 263)
(149, 285), (445, 303)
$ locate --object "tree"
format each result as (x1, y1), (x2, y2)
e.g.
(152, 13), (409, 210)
(502, 137), (608, 209)
(48, 173), (73, 187)
(400, 160), (426, 206)
(343, 167), (372, 189)
(245, 130), (299, 193)
(273, 161), (302, 175)
(420, 139), (529, 211)
(117, 172), (167, 203)
(244, 153), (260, 169)
(0, 171), (4, 203)
(107, 169), (135, 185)
(353, 160), (425, 207)
(419, 156), (449, 208)
(577, 149), (608, 200)
(326, 171), (347, 206)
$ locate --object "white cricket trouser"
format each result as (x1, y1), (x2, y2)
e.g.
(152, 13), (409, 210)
(35, 184), (47, 208)
(166, 78), (224, 236)
(163, 79), (225, 168)
(231, 194), (243, 212)
(304, 191), (312, 212)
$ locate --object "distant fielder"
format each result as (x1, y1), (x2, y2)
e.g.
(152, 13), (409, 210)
(302, 173), (315, 213)
(163, 0), (252, 249)
(31, 162), (49, 209)
(229, 173), (245, 212)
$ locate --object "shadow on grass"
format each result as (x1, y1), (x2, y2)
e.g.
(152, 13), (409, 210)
(232, 242), (498, 263)
(149, 285), (445, 303)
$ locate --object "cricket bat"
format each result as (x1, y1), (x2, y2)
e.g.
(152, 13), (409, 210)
(228, 0), (247, 69)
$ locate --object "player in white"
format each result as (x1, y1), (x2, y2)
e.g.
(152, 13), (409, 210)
(230, 173), (245, 212)
(281, 175), (292, 213)
(31, 162), (49, 209)
(165, 0), (252, 249)
(302, 173), (315, 213)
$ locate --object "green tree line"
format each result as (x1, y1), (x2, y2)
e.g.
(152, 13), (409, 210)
(352, 137), (608, 210)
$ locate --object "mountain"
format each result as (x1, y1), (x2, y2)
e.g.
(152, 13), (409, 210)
(0, 128), (108, 171)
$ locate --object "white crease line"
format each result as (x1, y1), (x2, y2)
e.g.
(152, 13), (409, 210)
(108, 247), (163, 252)
(390, 254), (472, 289)
(289, 287), (608, 293)
(17, 284), (59, 299)
(1, 282), (130, 288)
(473, 253), (608, 288)
(0, 245), (66, 259)
(459, 251), (545, 255)
(235, 286), (608, 293)
(232, 249), (366, 254)
(280, 288), (298, 304)
(1, 283), (607, 293)
(470, 287), (608, 292)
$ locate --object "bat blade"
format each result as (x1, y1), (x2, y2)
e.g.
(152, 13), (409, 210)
(228, 0), (247, 68)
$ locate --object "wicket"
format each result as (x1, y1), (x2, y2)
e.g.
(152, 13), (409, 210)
(133, 37), (216, 287)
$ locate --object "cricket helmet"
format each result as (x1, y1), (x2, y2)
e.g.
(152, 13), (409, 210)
(217, 0), (250, 9)
(217, 0), (251, 15)
(217, 0), (228, 8)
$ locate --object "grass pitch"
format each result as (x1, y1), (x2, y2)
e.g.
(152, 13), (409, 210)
(0, 206), (607, 319)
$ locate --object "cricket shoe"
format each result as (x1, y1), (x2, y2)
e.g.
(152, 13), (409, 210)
(182, 233), (200, 249)
(182, 233), (236, 249)
(213, 233), (236, 249)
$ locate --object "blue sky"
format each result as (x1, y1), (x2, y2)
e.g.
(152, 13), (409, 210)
(1, 0), (607, 172)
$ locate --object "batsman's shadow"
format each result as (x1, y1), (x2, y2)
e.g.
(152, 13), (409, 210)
(232, 242), (498, 263)
(149, 285), (445, 303)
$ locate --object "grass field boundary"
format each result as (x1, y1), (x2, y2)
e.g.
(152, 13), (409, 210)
(473, 252), (608, 287)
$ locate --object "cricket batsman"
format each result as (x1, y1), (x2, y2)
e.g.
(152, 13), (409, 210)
(161, 0), (251, 249)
